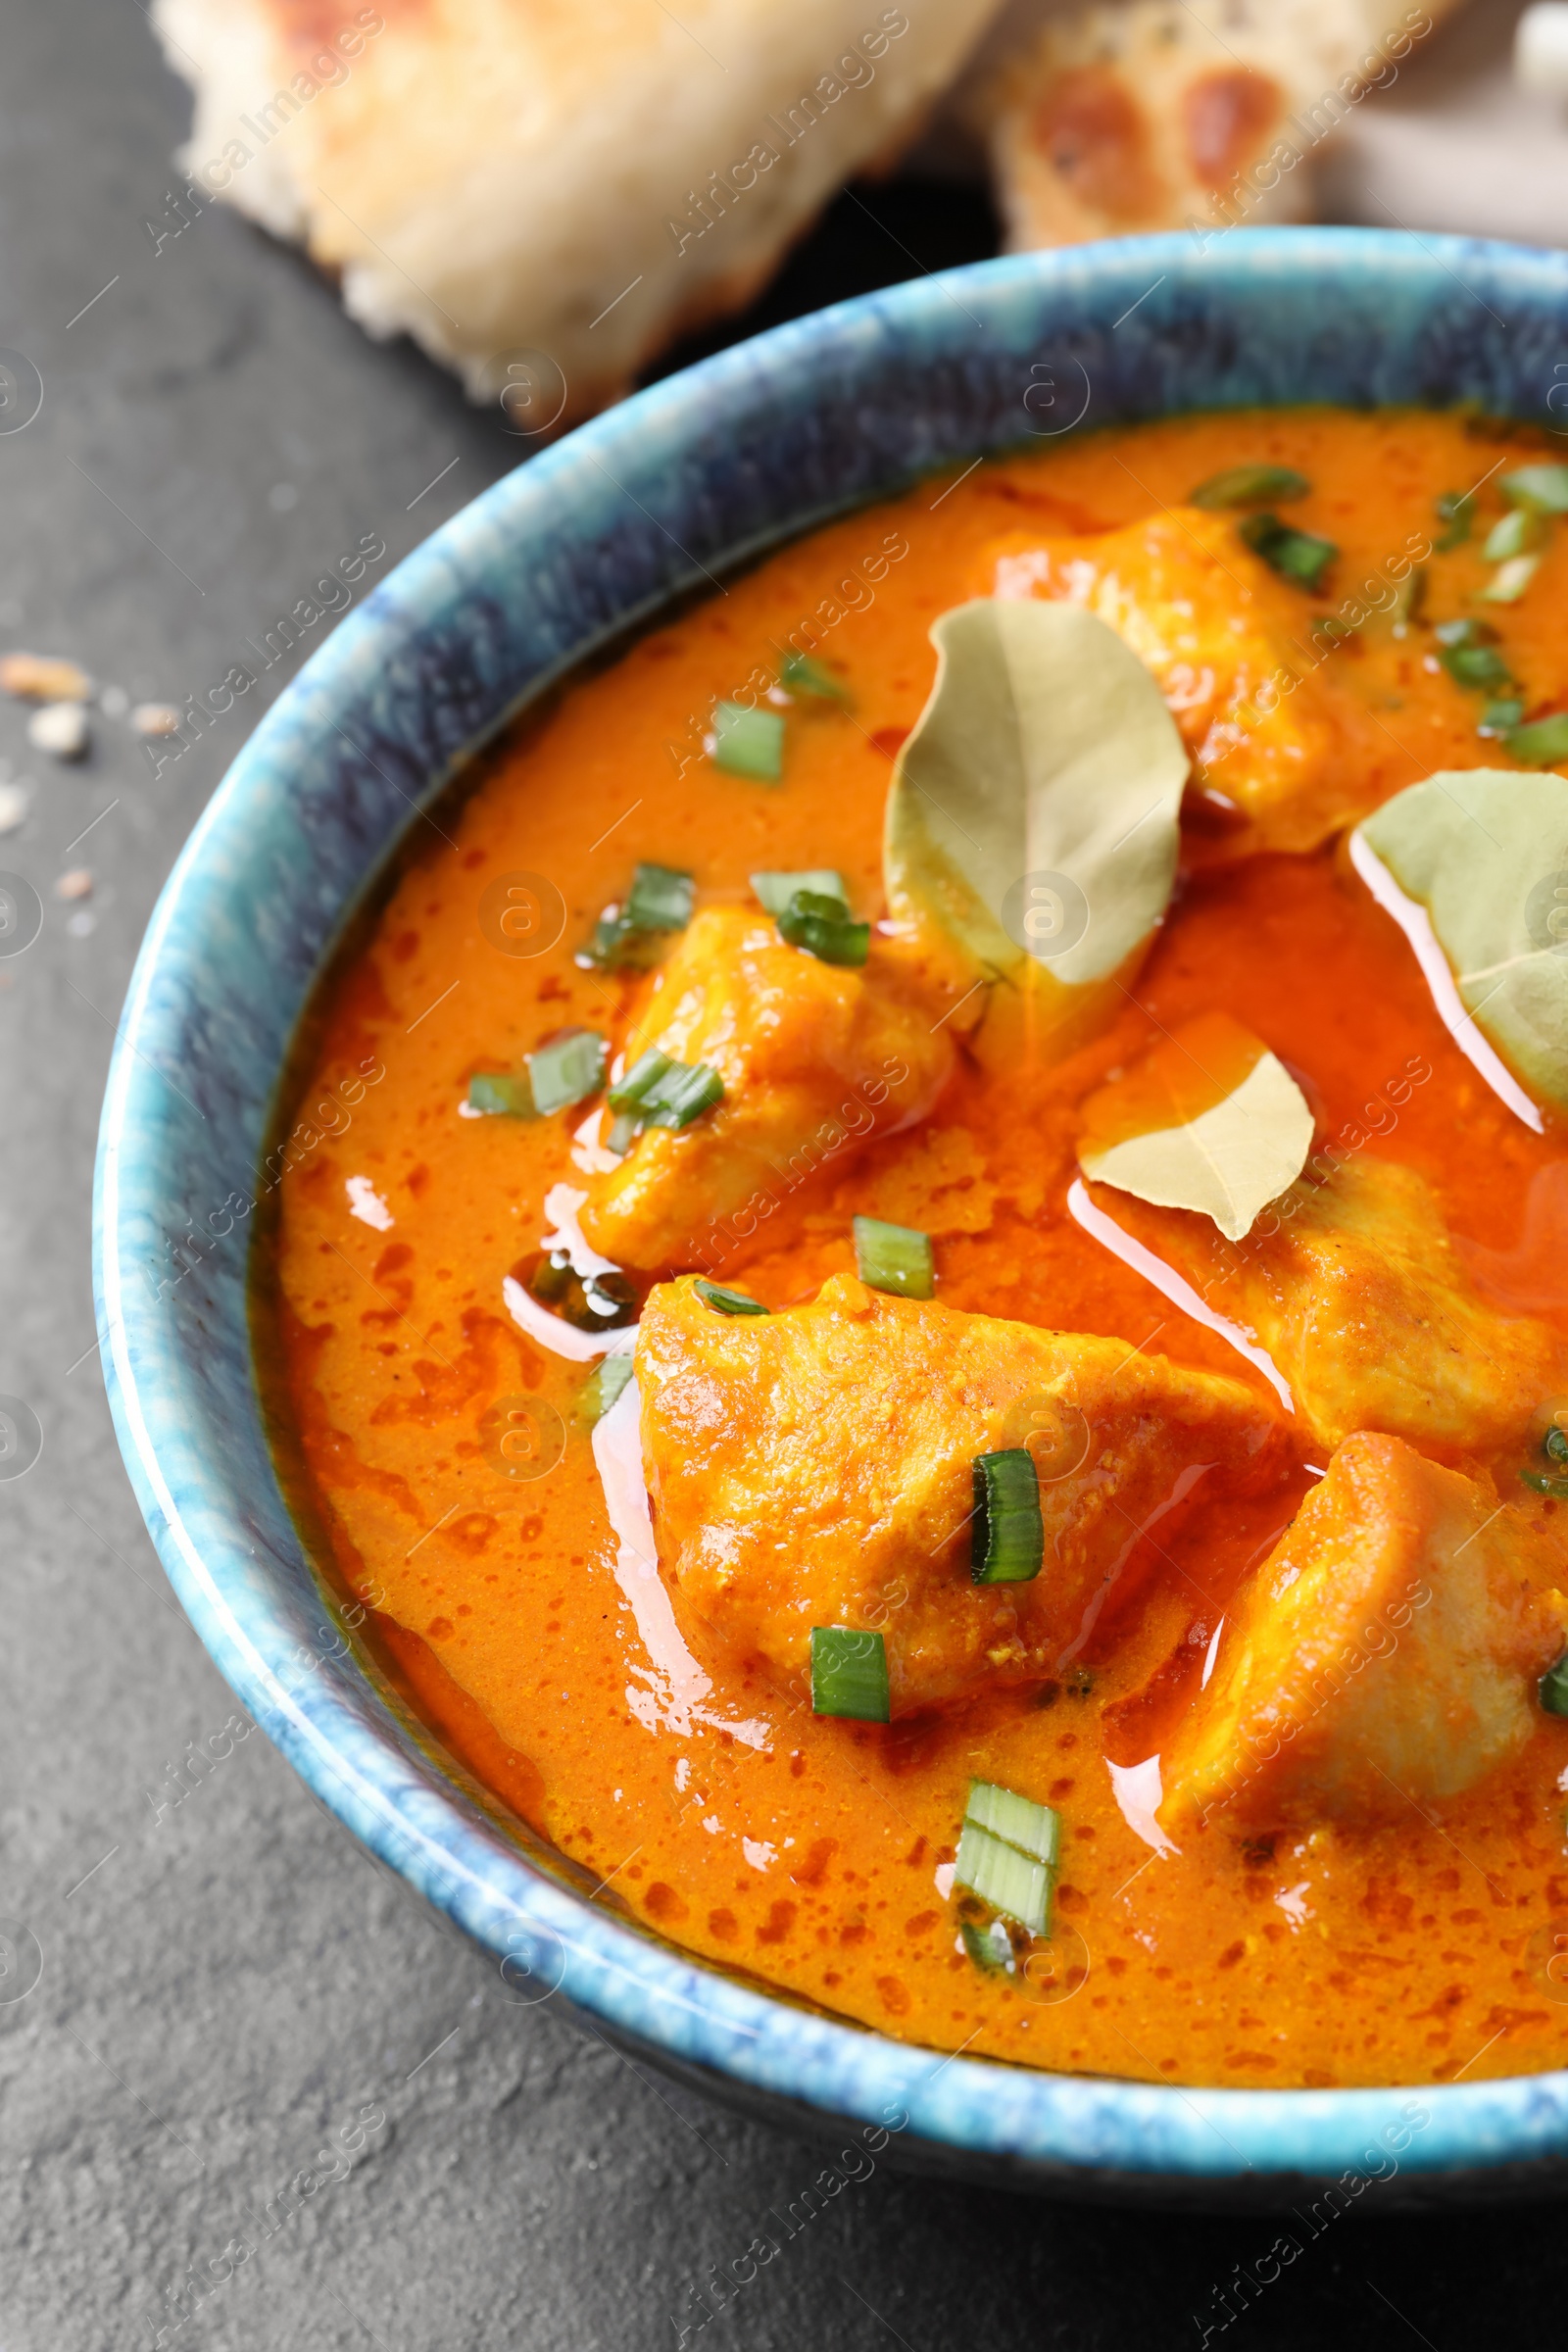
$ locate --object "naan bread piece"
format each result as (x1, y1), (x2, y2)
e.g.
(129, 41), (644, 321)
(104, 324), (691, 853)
(983, 508), (1380, 853)
(1161, 1432), (1568, 1834)
(151, 0), (1001, 410)
(637, 1270), (1288, 1713)
(974, 0), (1456, 249)
(580, 908), (953, 1272)
(1090, 1158), (1568, 1460)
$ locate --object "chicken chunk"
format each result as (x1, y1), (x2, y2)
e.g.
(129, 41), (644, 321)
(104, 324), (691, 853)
(581, 908), (952, 1273)
(983, 507), (1380, 854)
(1160, 1432), (1568, 1833)
(1092, 1157), (1568, 1460)
(637, 1271), (1288, 1715)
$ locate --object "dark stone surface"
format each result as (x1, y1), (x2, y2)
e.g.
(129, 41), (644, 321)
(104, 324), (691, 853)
(0, 4), (1559, 2344)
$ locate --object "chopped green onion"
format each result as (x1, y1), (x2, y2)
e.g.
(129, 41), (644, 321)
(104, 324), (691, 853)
(1542, 1652), (1568, 1717)
(578, 906), (664, 972)
(1499, 465), (1568, 514)
(579, 862), (695, 971)
(853, 1215), (934, 1299)
(1434, 616), (1496, 647)
(710, 702), (784, 782)
(954, 1821), (1052, 1936)
(777, 889), (870, 967)
(1190, 463), (1309, 510)
(779, 652), (850, 702)
(607, 1046), (725, 1130)
(625, 861), (696, 932)
(1480, 698), (1526, 735)
(607, 1048), (673, 1110)
(606, 1110), (637, 1155)
(964, 1779), (1060, 1867)
(468, 1070), (534, 1117)
(1506, 712), (1568, 767)
(751, 868), (849, 917)
(1393, 566), (1427, 626)
(1238, 511), (1337, 589)
(1484, 509), (1544, 562)
(1442, 641), (1512, 690)
(1521, 1468), (1568, 1499)
(638, 1061), (724, 1130)
(1434, 490), (1474, 550)
(527, 1028), (608, 1116)
(526, 1250), (637, 1331)
(810, 1627), (890, 1723)
(958, 1917), (1014, 1976)
(1546, 1426), (1568, 1464)
(1482, 553), (1543, 605)
(578, 1352), (635, 1425)
(971, 1450), (1045, 1586)
(694, 1278), (768, 1315)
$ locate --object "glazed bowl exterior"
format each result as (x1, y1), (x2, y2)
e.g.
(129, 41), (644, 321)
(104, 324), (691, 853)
(94, 228), (1568, 2205)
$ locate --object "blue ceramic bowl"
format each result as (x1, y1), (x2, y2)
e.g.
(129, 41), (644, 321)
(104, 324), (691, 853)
(95, 228), (1568, 2206)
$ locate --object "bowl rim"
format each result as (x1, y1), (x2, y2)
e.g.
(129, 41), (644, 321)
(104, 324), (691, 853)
(94, 224), (1568, 2191)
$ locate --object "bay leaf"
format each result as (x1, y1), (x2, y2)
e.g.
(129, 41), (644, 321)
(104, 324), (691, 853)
(1355, 769), (1568, 1120)
(884, 600), (1190, 1065)
(1079, 1012), (1314, 1241)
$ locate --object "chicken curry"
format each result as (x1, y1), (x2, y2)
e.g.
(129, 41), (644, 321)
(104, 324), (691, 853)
(261, 407), (1568, 2089)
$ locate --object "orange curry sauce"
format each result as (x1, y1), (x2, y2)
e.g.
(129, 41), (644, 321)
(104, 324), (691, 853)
(261, 409), (1568, 2089)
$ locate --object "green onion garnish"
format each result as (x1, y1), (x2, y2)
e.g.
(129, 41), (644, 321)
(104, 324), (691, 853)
(954, 1822), (1052, 1936)
(1482, 554), (1543, 605)
(1546, 1426), (1568, 1463)
(751, 868), (849, 917)
(1238, 512), (1337, 590)
(779, 652), (850, 703)
(468, 1070), (534, 1117)
(1442, 640), (1512, 691)
(694, 1278), (767, 1315)
(1521, 1468), (1568, 1499)
(606, 1110), (636, 1155)
(777, 889), (870, 968)
(1480, 697), (1526, 735)
(1484, 509), (1544, 562)
(853, 1215), (934, 1299)
(1500, 465), (1568, 514)
(579, 861), (696, 971)
(528, 1028), (608, 1116)
(958, 1917), (1014, 1976)
(578, 1352), (635, 1425)
(624, 862), (696, 932)
(1434, 490), (1475, 550)
(607, 1047), (724, 1130)
(965, 1779), (1060, 1867)
(579, 908), (662, 972)
(809, 1627), (890, 1722)
(1542, 1652), (1568, 1717)
(1506, 712), (1568, 767)
(971, 1450), (1045, 1586)
(710, 702), (784, 782)
(1190, 463), (1309, 510)
(526, 1250), (637, 1330)
(1393, 566), (1427, 627)
(1435, 616), (1494, 646)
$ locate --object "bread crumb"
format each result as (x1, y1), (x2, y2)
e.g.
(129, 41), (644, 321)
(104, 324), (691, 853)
(27, 703), (89, 760)
(131, 702), (180, 737)
(1, 654), (90, 703)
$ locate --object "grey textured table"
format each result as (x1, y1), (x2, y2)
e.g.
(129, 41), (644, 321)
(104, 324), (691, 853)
(0, 6), (1559, 2345)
